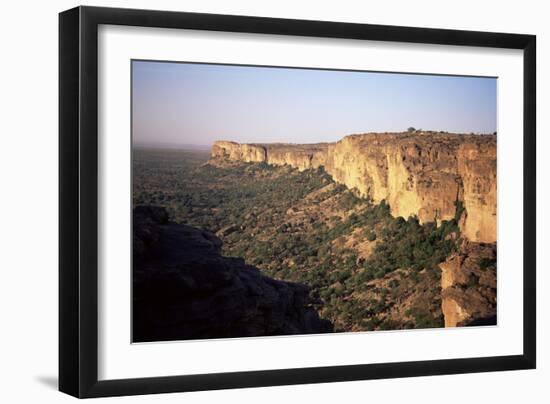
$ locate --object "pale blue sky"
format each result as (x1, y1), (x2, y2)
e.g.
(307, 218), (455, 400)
(132, 60), (496, 147)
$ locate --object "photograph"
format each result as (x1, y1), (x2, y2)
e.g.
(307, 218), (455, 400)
(131, 60), (497, 343)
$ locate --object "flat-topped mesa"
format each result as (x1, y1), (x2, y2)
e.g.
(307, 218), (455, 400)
(211, 132), (496, 243)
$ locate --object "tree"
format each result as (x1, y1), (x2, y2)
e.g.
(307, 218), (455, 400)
(407, 127), (416, 133)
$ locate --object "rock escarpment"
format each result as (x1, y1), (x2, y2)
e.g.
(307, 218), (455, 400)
(133, 206), (332, 342)
(212, 141), (329, 171)
(439, 241), (497, 327)
(211, 132), (496, 243)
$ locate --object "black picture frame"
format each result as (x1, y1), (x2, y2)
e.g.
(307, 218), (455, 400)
(59, 5), (536, 398)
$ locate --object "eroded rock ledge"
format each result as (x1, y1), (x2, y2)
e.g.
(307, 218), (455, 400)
(211, 132), (496, 243)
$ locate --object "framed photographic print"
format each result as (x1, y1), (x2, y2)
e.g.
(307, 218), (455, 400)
(59, 6), (536, 398)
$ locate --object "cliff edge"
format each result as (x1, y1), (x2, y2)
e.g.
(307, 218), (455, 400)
(211, 132), (496, 243)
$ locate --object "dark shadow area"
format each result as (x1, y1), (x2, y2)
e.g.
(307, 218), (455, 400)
(464, 315), (497, 327)
(133, 206), (333, 342)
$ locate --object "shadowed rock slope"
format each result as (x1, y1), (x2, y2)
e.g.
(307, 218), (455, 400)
(133, 206), (333, 342)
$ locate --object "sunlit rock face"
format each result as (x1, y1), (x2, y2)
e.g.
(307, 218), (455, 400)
(211, 141), (267, 162)
(211, 132), (496, 243)
(325, 134), (462, 226)
(456, 140), (497, 243)
(265, 144), (329, 171)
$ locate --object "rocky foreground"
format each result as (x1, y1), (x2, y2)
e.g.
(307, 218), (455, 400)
(212, 132), (496, 243)
(133, 206), (332, 342)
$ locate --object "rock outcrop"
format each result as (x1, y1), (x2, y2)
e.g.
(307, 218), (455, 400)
(133, 206), (333, 342)
(439, 241), (497, 327)
(211, 132), (496, 243)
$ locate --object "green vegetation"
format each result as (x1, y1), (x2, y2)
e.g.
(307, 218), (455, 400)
(454, 200), (465, 221)
(405, 305), (444, 329)
(478, 257), (496, 271)
(133, 148), (459, 332)
(358, 214), (459, 280)
(133, 148), (332, 232)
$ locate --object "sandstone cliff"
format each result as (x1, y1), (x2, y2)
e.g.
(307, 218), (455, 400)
(133, 206), (333, 342)
(211, 132), (496, 243)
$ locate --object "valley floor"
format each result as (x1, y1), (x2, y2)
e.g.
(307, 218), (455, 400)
(133, 147), (496, 338)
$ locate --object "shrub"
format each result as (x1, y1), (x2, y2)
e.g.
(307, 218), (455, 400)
(379, 319), (399, 330)
(454, 200), (465, 221)
(388, 279), (399, 289)
(466, 273), (479, 288)
(365, 229), (377, 241)
(478, 257), (496, 271)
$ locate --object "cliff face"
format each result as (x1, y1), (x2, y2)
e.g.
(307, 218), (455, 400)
(211, 133), (496, 243)
(133, 206), (332, 342)
(212, 141), (329, 171)
(456, 141), (497, 242)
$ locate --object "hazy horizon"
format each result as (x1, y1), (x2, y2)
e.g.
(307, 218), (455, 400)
(132, 61), (497, 147)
